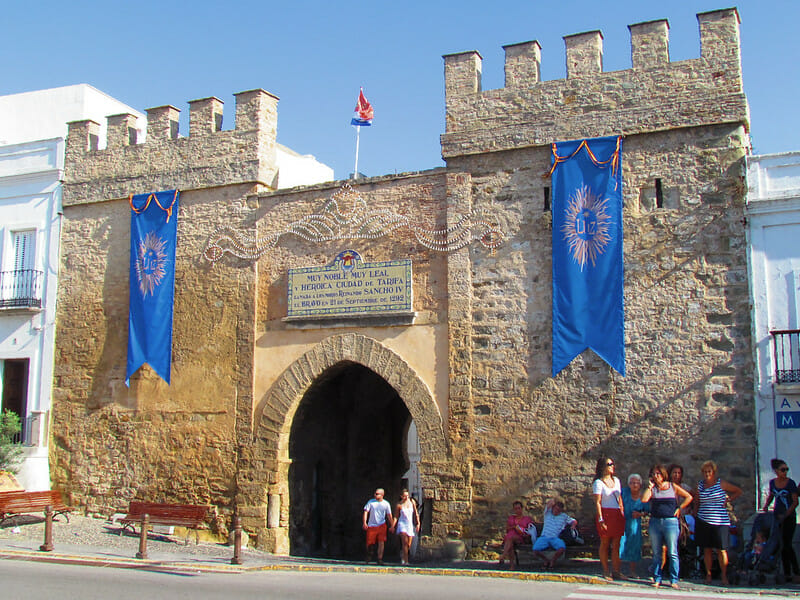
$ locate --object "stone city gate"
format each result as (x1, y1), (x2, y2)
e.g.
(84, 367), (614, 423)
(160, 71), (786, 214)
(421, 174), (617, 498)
(236, 333), (450, 555)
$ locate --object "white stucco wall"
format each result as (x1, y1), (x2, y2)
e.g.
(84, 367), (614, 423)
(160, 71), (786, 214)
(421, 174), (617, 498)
(746, 151), (800, 509)
(0, 84), (145, 147)
(275, 144), (334, 189)
(0, 139), (63, 490)
(0, 85), (144, 490)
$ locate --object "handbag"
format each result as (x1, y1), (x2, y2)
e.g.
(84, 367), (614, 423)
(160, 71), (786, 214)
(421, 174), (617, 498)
(526, 523), (538, 547)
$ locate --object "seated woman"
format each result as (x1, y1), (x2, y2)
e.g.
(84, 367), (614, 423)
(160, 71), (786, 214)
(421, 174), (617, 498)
(499, 500), (534, 569)
(531, 498), (578, 568)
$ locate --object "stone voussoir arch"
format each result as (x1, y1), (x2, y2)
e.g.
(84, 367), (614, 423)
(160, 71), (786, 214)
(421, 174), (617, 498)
(242, 332), (450, 553)
(254, 332), (448, 464)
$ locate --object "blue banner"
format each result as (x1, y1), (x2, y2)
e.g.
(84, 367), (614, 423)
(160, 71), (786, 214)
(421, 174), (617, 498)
(551, 136), (624, 376)
(126, 190), (180, 386)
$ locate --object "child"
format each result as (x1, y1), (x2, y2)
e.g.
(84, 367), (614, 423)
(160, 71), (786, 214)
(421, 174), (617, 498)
(743, 529), (768, 568)
(532, 498), (578, 568)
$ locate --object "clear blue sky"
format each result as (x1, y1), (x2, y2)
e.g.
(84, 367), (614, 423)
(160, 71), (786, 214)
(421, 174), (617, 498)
(1, 1), (796, 180)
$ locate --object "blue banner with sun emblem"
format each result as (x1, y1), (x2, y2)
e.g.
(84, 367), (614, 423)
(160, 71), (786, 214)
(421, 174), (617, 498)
(551, 136), (624, 376)
(126, 190), (180, 386)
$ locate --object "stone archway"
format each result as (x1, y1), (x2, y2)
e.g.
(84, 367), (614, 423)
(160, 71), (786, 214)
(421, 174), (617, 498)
(238, 333), (448, 554)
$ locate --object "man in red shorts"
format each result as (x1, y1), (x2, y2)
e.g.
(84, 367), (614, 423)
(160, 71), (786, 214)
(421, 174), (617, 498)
(363, 488), (395, 564)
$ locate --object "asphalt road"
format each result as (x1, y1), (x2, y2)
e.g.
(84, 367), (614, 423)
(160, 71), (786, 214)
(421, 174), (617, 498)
(1, 560), (791, 600)
(1, 560), (576, 600)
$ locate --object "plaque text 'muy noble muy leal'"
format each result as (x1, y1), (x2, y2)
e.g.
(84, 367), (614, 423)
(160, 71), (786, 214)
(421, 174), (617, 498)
(287, 250), (412, 318)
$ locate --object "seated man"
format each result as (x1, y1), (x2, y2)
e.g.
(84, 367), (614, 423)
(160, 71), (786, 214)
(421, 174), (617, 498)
(531, 498), (578, 568)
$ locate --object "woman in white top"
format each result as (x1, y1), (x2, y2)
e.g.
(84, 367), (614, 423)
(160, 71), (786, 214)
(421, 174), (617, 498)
(394, 489), (420, 565)
(593, 455), (626, 581)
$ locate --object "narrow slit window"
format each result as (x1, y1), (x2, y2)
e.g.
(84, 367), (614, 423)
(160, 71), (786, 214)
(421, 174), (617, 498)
(543, 187), (551, 212)
(655, 178), (664, 208)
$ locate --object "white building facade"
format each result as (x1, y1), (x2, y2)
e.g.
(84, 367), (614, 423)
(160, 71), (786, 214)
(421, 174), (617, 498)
(0, 85), (145, 489)
(746, 151), (800, 508)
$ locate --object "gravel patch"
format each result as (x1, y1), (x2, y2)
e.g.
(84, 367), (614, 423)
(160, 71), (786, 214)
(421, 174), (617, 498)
(0, 513), (266, 561)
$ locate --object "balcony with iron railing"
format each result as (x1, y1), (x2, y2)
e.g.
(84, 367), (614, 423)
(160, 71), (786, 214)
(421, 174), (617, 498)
(0, 269), (43, 310)
(771, 329), (800, 384)
(7, 412), (47, 447)
(10, 414), (33, 445)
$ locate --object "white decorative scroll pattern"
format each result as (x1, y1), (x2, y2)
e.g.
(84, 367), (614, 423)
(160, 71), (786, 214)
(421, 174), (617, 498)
(203, 184), (503, 263)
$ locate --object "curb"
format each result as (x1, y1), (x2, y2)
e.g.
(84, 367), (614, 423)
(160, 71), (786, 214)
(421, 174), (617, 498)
(0, 549), (604, 582)
(250, 563), (606, 584)
(0, 550), (246, 574)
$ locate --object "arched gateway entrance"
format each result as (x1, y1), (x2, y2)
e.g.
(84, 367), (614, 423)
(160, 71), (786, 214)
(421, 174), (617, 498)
(289, 362), (410, 557)
(242, 333), (448, 555)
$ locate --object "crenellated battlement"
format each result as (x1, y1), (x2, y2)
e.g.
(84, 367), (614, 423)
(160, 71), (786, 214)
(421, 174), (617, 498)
(441, 8), (748, 159)
(63, 88), (279, 206)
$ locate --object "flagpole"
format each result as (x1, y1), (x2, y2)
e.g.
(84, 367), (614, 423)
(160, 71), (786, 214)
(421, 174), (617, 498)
(353, 125), (361, 180)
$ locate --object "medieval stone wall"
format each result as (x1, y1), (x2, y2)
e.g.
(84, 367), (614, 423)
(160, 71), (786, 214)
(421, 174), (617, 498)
(52, 89), (281, 512)
(448, 124), (752, 539)
(51, 7), (756, 555)
(439, 8), (754, 540)
(235, 171), (474, 551)
(52, 184), (258, 512)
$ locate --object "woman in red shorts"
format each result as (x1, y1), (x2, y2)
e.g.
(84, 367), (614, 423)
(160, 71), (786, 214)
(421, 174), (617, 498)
(593, 455), (626, 581)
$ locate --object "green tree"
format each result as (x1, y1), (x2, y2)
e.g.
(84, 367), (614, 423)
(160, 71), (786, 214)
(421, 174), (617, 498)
(0, 410), (23, 474)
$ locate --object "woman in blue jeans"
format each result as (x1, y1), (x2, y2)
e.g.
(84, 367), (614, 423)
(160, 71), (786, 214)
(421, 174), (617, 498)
(642, 464), (692, 589)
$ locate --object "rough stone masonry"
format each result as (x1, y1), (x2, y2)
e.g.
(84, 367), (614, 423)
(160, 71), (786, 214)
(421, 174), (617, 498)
(53, 8), (753, 555)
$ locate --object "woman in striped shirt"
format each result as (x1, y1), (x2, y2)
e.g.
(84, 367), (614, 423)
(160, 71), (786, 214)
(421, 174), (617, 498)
(693, 460), (742, 585)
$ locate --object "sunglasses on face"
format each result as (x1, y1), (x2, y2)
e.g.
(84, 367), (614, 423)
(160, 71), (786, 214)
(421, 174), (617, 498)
(778, 467), (789, 472)
(606, 462), (614, 466)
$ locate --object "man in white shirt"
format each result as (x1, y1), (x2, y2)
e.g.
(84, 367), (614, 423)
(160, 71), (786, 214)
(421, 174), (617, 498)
(363, 488), (395, 564)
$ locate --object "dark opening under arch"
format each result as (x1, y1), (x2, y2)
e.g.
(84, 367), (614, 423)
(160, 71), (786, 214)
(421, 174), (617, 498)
(288, 361), (411, 558)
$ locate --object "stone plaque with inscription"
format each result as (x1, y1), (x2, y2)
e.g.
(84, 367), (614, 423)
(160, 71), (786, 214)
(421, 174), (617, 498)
(287, 250), (412, 318)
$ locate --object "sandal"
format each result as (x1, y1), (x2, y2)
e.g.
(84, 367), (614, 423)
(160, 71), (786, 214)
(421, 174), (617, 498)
(613, 572), (629, 581)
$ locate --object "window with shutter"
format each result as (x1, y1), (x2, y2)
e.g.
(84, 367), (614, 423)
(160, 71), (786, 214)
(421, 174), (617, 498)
(1, 230), (40, 308)
(13, 230), (36, 271)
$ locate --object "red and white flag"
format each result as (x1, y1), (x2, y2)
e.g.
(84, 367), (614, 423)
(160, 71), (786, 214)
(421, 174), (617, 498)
(351, 88), (373, 126)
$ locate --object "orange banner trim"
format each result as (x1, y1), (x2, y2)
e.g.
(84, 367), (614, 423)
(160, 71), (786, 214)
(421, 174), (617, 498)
(128, 190), (179, 222)
(546, 136), (622, 184)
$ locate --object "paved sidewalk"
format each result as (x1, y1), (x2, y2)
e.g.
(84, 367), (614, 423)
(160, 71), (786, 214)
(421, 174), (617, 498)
(0, 514), (799, 596)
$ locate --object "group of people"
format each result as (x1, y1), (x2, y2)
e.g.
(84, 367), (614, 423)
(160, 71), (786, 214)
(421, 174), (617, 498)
(593, 455), (799, 587)
(363, 456), (800, 583)
(362, 488), (420, 565)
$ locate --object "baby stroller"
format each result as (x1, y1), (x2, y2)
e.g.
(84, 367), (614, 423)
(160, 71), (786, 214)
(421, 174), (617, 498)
(733, 512), (785, 586)
(677, 514), (701, 578)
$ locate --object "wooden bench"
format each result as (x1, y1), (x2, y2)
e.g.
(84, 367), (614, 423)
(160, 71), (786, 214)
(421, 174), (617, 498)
(119, 501), (210, 545)
(0, 490), (72, 525)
